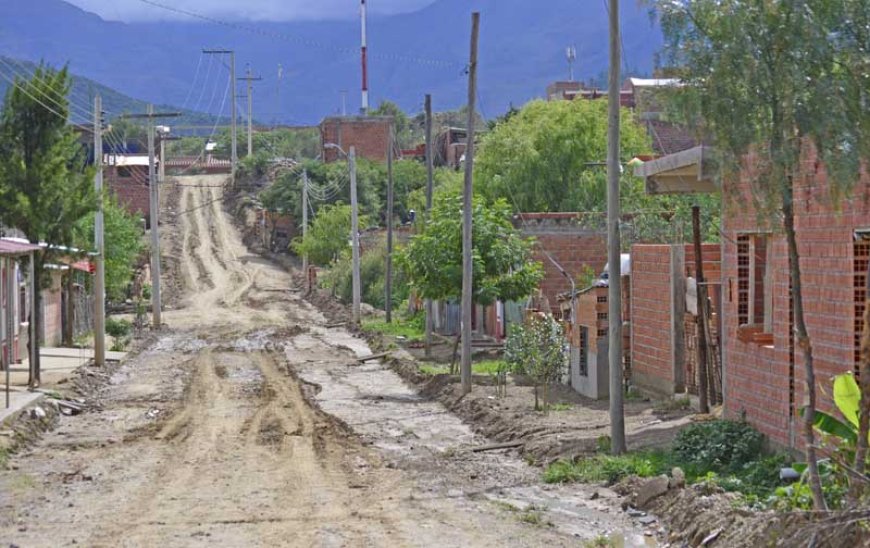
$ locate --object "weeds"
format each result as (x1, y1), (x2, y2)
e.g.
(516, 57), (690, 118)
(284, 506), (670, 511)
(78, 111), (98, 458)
(418, 360), (509, 377)
(549, 403), (573, 412)
(363, 318), (424, 342)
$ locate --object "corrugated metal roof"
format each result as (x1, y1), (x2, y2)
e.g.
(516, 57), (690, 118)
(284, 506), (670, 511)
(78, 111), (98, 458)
(0, 239), (40, 255)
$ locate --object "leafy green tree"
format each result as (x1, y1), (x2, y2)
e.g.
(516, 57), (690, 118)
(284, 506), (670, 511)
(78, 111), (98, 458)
(401, 187), (543, 306)
(0, 65), (96, 384)
(291, 202), (368, 267)
(654, 0), (870, 509)
(476, 98), (650, 212)
(75, 195), (144, 302)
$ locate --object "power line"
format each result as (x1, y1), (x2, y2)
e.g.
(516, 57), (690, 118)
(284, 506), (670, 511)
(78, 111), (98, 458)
(132, 0), (461, 69)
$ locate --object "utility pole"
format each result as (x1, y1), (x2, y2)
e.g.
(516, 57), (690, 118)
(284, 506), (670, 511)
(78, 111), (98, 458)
(203, 49), (236, 179)
(238, 67), (262, 157)
(424, 93), (434, 358)
(607, 0), (626, 455)
(147, 105), (161, 329)
(93, 95), (106, 368)
(122, 106), (180, 329)
(385, 125), (394, 323)
(692, 205), (711, 413)
(461, 12), (480, 395)
(350, 147), (361, 324)
(302, 169), (309, 276)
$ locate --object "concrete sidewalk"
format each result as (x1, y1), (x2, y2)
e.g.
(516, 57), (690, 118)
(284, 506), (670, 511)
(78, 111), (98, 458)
(1, 347), (127, 426)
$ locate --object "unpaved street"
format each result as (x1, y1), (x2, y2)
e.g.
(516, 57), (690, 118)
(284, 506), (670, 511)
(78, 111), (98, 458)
(0, 175), (649, 547)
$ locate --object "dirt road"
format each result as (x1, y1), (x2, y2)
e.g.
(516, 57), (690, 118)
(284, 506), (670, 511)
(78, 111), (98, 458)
(0, 175), (650, 547)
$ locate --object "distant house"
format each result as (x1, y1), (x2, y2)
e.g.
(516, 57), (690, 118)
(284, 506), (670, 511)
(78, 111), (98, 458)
(104, 154), (152, 226)
(320, 116), (393, 163)
(544, 77), (701, 157)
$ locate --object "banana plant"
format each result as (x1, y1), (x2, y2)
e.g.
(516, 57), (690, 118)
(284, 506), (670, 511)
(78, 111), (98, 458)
(808, 373), (864, 447)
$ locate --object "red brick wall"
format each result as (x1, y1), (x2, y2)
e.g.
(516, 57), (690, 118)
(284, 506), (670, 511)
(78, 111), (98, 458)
(320, 117), (391, 163)
(515, 213), (607, 315)
(106, 166), (150, 224)
(631, 245), (677, 390)
(631, 243), (721, 395)
(722, 144), (870, 448)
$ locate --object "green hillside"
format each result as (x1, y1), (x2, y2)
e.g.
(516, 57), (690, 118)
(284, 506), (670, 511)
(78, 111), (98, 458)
(0, 56), (226, 128)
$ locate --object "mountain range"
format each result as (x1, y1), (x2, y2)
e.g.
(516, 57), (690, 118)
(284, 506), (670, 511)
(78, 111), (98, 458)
(0, 0), (664, 124)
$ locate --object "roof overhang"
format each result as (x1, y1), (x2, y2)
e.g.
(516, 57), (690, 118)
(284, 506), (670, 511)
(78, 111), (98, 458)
(633, 145), (718, 195)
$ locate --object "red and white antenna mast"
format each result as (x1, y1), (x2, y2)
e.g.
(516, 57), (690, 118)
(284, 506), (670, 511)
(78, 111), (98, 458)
(360, 0), (369, 114)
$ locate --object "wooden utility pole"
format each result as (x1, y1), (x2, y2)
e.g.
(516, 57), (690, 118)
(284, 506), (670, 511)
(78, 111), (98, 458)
(238, 67), (262, 157)
(302, 169), (309, 275)
(424, 93), (434, 358)
(385, 125), (394, 323)
(93, 95), (106, 367)
(461, 12), (480, 395)
(122, 106), (180, 329)
(350, 146), (361, 325)
(202, 49), (236, 179)
(607, 0), (626, 455)
(692, 205), (711, 413)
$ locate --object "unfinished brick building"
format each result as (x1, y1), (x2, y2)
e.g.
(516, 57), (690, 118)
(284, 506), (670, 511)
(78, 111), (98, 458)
(320, 116), (392, 163)
(636, 144), (870, 449)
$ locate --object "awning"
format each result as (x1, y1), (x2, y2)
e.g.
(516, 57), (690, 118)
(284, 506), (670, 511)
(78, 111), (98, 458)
(0, 239), (41, 256)
(633, 145), (718, 195)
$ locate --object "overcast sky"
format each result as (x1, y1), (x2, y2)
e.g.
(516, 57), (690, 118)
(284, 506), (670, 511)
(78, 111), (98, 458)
(66, 0), (437, 22)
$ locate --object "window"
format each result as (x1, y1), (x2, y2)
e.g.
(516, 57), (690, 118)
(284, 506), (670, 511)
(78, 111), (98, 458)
(854, 232), (870, 375)
(737, 234), (773, 336)
(118, 166), (132, 178)
(579, 327), (589, 377)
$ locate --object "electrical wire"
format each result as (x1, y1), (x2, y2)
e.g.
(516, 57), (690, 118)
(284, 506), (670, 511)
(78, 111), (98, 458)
(180, 52), (204, 110)
(132, 0), (461, 69)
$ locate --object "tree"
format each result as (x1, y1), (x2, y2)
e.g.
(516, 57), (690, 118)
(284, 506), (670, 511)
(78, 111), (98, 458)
(75, 194), (144, 302)
(504, 313), (565, 413)
(0, 64), (96, 385)
(654, 0), (870, 510)
(475, 98), (651, 212)
(401, 187), (543, 307)
(291, 202), (367, 267)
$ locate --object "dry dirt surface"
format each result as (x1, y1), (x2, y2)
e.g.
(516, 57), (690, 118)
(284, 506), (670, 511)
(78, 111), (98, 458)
(0, 175), (653, 547)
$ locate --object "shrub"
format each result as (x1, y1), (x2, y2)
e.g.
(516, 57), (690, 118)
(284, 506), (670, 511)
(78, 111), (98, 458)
(105, 318), (132, 338)
(673, 420), (763, 474)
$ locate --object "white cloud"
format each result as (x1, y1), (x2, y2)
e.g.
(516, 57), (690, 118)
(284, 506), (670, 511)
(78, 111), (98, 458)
(66, 0), (436, 22)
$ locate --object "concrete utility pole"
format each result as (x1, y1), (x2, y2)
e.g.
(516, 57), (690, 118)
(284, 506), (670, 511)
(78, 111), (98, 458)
(239, 67), (262, 157)
(424, 93), (434, 358)
(203, 49), (236, 180)
(461, 12), (480, 395)
(607, 0), (627, 455)
(122, 106), (180, 329)
(302, 169), (309, 275)
(349, 147), (361, 324)
(385, 125), (394, 323)
(93, 95), (106, 367)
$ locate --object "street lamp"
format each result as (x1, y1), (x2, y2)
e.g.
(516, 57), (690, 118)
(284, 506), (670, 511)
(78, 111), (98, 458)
(323, 143), (361, 325)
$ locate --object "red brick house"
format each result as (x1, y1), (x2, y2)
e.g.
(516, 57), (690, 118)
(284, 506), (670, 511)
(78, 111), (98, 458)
(636, 144), (870, 449)
(320, 116), (392, 163)
(104, 154), (152, 225)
